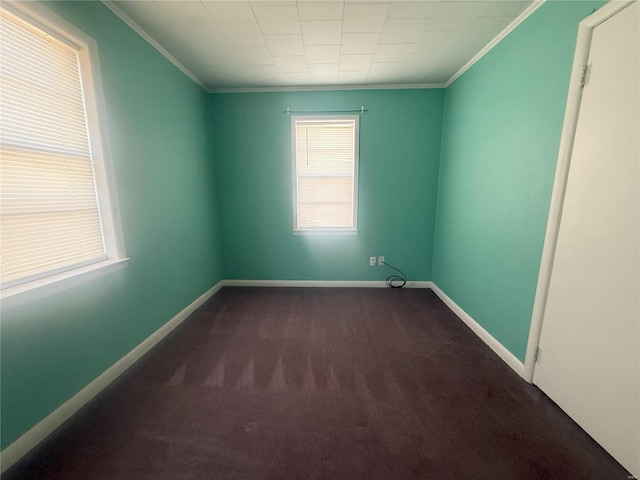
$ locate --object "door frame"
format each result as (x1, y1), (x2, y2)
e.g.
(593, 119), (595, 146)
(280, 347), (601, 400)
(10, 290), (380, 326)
(523, 0), (636, 383)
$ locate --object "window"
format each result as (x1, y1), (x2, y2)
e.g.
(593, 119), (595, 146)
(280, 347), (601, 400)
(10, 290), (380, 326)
(0, 4), (125, 299)
(291, 115), (359, 233)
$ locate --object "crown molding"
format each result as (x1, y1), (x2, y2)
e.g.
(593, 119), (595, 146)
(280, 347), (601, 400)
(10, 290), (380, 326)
(208, 83), (445, 94)
(101, 1), (207, 91)
(445, 0), (546, 88)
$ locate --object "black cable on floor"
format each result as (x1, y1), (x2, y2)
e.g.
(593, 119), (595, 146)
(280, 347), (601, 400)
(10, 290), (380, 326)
(381, 260), (406, 288)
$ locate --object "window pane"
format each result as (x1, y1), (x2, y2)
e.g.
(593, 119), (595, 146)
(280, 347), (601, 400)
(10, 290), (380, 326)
(0, 9), (106, 287)
(293, 116), (358, 231)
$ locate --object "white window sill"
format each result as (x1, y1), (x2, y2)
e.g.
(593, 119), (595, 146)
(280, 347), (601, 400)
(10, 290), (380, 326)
(294, 229), (358, 236)
(1, 258), (129, 312)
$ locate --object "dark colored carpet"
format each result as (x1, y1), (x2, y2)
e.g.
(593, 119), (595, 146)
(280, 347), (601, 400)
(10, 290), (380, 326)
(3, 287), (630, 479)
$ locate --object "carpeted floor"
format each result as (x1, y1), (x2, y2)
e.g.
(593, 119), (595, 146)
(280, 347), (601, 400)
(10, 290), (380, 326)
(3, 287), (630, 479)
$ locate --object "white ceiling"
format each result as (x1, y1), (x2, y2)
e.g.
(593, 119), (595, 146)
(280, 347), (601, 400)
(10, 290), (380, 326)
(106, 1), (535, 91)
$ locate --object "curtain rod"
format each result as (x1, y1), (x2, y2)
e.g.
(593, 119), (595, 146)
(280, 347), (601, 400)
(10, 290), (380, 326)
(284, 106), (368, 114)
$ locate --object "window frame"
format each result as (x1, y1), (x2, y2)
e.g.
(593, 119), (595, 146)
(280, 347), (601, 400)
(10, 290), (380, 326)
(291, 114), (360, 235)
(0, 1), (127, 307)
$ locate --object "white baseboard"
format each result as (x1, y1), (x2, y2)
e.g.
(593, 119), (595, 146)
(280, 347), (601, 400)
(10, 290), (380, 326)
(430, 283), (526, 379)
(222, 279), (434, 289)
(0, 280), (224, 474)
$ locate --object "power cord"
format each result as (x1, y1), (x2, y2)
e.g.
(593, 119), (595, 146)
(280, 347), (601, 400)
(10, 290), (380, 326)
(381, 260), (407, 288)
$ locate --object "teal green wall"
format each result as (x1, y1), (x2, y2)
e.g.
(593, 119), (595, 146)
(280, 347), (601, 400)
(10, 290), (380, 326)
(1, 0), (606, 455)
(211, 89), (444, 282)
(0, 2), (223, 449)
(432, 0), (604, 362)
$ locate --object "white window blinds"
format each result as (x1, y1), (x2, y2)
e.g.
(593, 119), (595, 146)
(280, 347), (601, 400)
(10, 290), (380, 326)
(293, 116), (359, 231)
(0, 9), (106, 287)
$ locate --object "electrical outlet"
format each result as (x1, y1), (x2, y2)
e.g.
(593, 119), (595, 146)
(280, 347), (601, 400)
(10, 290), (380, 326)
(378, 256), (385, 266)
(369, 256), (376, 266)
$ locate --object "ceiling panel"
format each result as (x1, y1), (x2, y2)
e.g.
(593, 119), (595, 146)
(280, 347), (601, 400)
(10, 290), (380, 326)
(218, 22), (267, 47)
(379, 18), (432, 44)
(340, 33), (381, 55)
(305, 45), (341, 64)
(387, 2), (437, 19)
(279, 72), (310, 84)
(233, 47), (274, 66)
(338, 70), (368, 84)
(414, 31), (459, 53)
(297, 1), (344, 21)
(225, 65), (282, 84)
(153, 1), (211, 25)
(373, 44), (414, 63)
(342, 3), (390, 33)
(476, 1), (538, 17)
(202, 1), (255, 22)
(264, 34), (306, 56)
(300, 20), (343, 45)
(252, 5), (301, 34)
(307, 63), (340, 77)
(339, 54), (374, 71)
(109, 0), (535, 90)
(273, 55), (307, 73)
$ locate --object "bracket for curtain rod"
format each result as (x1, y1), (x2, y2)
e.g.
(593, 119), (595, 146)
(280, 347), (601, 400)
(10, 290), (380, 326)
(284, 106), (368, 115)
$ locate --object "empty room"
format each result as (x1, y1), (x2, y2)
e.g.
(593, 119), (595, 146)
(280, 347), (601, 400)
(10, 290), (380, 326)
(0, 0), (638, 478)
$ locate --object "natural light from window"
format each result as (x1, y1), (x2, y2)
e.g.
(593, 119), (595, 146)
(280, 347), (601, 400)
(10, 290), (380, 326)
(0, 4), (126, 301)
(291, 115), (359, 234)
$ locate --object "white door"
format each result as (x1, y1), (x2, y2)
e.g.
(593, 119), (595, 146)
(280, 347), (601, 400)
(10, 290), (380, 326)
(534, 1), (639, 476)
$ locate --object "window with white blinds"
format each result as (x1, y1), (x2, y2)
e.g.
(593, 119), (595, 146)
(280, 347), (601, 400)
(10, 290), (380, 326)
(292, 116), (359, 232)
(0, 7), (111, 289)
